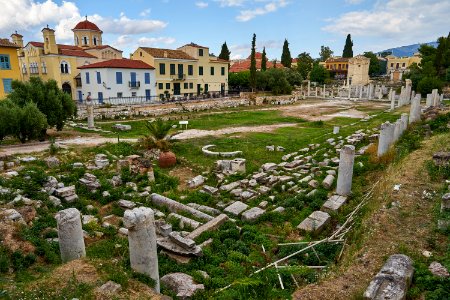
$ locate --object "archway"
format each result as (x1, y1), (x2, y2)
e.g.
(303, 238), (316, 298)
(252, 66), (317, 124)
(62, 82), (72, 96)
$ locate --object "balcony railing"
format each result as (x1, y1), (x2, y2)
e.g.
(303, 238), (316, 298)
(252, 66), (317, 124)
(128, 81), (140, 88)
(170, 74), (186, 81)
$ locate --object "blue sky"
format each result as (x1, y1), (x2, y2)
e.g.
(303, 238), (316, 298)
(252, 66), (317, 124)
(1, 0), (449, 60)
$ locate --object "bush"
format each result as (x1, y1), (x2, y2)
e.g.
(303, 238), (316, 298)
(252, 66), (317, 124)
(417, 77), (443, 95)
(0, 100), (20, 141)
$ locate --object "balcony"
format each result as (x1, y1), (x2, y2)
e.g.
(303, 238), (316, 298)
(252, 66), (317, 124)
(170, 74), (186, 81)
(129, 81), (140, 89)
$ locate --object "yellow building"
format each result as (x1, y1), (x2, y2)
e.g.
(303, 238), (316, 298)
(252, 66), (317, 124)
(386, 53), (421, 82)
(131, 43), (228, 99)
(324, 57), (349, 80)
(0, 38), (21, 99)
(13, 18), (122, 100)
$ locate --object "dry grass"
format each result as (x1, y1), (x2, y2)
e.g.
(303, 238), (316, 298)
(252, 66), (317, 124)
(293, 133), (450, 300)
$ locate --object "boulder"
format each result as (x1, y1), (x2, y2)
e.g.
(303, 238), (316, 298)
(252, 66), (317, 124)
(160, 273), (205, 299)
(45, 157), (60, 168)
(428, 262), (449, 277)
(96, 281), (122, 295)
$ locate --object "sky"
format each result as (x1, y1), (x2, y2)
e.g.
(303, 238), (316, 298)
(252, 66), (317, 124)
(1, 0), (449, 61)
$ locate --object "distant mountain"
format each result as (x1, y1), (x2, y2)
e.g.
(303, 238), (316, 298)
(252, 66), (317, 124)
(378, 41), (439, 57)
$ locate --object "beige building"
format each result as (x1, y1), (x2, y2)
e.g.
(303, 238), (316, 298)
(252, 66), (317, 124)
(386, 53), (421, 82)
(347, 55), (370, 86)
(131, 43), (228, 99)
(14, 19), (122, 100)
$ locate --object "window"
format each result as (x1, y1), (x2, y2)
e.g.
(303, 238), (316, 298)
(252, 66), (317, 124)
(30, 62), (39, 74)
(159, 63), (166, 75)
(210, 66), (214, 76)
(98, 92), (103, 103)
(131, 92), (137, 97)
(2, 78), (12, 94)
(158, 83), (163, 89)
(22, 63), (27, 74)
(170, 64), (176, 75)
(117, 92), (123, 98)
(93, 36), (97, 46)
(402, 63), (406, 68)
(85, 72), (90, 84)
(178, 64), (183, 76)
(145, 73), (150, 84)
(184, 82), (188, 89)
(60, 61), (70, 74)
(391, 63), (394, 68)
(0, 55), (11, 70)
(41, 62), (47, 74)
(188, 65), (193, 76)
(116, 72), (123, 84)
(75, 36), (79, 45)
(96, 71), (101, 84)
(166, 83), (170, 90)
(189, 82), (193, 89)
(396, 63), (399, 69)
(199, 49), (204, 56)
(140, 51), (143, 57)
(221, 67), (225, 76)
(83, 36), (88, 45)
(199, 66), (203, 76)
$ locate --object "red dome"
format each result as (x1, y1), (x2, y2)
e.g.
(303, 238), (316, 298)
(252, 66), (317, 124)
(73, 20), (102, 32)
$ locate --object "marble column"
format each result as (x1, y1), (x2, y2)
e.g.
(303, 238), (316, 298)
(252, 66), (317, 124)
(55, 208), (86, 263)
(336, 145), (355, 196)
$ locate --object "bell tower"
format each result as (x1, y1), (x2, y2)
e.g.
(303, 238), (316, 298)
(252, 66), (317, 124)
(42, 26), (58, 55)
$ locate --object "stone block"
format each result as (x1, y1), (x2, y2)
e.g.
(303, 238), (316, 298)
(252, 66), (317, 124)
(187, 214), (229, 240)
(297, 211), (330, 233)
(187, 175), (205, 189)
(224, 201), (248, 216)
(241, 207), (265, 222)
(322, 195), (347, 213)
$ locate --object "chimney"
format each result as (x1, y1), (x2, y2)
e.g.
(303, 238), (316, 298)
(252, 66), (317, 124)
(42, 26), (58, 55)
(164, 51), (168, 58)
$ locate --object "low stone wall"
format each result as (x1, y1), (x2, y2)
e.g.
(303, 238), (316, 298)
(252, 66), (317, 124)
(76, 96), (299, 120)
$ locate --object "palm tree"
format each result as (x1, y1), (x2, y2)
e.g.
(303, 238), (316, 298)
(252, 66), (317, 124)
(143, 118), (176, 168)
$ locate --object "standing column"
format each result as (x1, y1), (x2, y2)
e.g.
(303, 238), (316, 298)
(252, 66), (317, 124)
(307, 81), (311, 97)
(400, 113), (409, 134)
(323, 84), (326, 98)
(359, 85), (363, 99)
(348, 85), (352, 99)
(124, 207), (160, 293)
(336, 145), (355, 196)
(393, 119), (402, 142)
(315, 87), (318, 97)
(87, 101), (95, 129)
(409, 94), (421, 124)
(55, 208), (86, 263)
(377, 122), (395, 157)
(390, 89), (395, 110)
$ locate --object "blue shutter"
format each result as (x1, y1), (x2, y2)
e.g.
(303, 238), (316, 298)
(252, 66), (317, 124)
(130, 72), (137, 86)
(145, 73), (150, 84)
(2, 79), (12, 93)
(98, 92), (103, 103)
(0, 55), (11, 70)
(78, 91), (83, 102)
(96, 71), (101, 84)
(145, 89), (151, 100)
(116, 72), (122, 84)
(85, 72), (90, 84)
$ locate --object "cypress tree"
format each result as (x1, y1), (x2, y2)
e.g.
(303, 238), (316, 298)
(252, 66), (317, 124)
(250, 33), (257, 91)
(342, 34), (353, 58)
(218, 41), (231, 61)
(261, 47), (267, 71)
(281, 39), (292, 68)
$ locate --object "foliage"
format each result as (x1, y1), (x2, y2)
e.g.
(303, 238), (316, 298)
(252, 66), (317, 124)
(7, 77), (76, 131)
(266, 68), (293, 95)
(296, 52), (314, 80)
(250, 33), (257, 91)
(17, 102), (48, 143)
(0, 100), (20, 141)
(261, 47), (267, 71)
(281, 39), (292, 68)
(417, 77), (443, 94)
(218, 41), (231, 62)
(309, 64), (330, 84)
(142, 118), (173, 151)
(342, 34), (353, 58)
(319, 45), (333, 61)
(48, 137), (59, 155)
(285, 68), (303, 86)
(363, 51), (381, 76)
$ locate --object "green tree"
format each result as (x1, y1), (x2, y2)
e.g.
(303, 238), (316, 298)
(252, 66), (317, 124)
(363, 51), (381, 76)
(281, 39), (292, 68)
(219, 41), (231, 63)
(266, 68), (292, 95)
(261, 47), (267, 71)
(296, 52), (314, 79)
(7, 77), (76, 131)
(342, 34), (353, 58)
(17, 102), (48, 143)
(319, 46), (333, 61)
(250, 34), (257, 91)
(229, 71), (250, 90)
(417, 77), (443, 94)
(0, 100), (20, 141)
(309, 64), (330, 84)
(256, 71), (269, 91)
(285, 68), (303, 86)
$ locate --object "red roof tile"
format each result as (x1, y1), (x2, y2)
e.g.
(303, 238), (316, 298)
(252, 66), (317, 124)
(73, 20), (102, 32)
(229, 59), (276, 72)
(0, 38), (20, 48)
(180, 42), (208, 49)
(78, 58), (154, 69)
(85, 45), (123, 52)
(140, 47), (196, 60)
(60, 49), (97, 58)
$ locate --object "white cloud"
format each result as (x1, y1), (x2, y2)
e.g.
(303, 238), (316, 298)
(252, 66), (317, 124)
(138, 36), (176, 46)
(139, 9), (151, 17)
(216, 0), (246, 7)
(345, 0), (363, 4)
(96, 13), (167, 35)
(196, 1), (209, 8)
(236, 0), (288, 22)
(324, 0), (450, 48)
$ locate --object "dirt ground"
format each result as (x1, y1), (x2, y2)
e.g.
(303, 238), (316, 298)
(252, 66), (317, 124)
(293, 133), (449, 300)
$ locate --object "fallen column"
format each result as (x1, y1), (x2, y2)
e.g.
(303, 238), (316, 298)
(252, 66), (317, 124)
(55, 208), (86, 263)
(336, 145), (355, 196)
(187, 214), (229, 240)
(124, 207), (160, 293)
(151, 193), (213, 221)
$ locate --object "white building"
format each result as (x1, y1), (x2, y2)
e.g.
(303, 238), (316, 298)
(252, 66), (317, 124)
(78, 58), (156, 102)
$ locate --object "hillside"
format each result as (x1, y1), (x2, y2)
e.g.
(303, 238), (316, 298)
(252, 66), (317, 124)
(379, 41), (438, 57)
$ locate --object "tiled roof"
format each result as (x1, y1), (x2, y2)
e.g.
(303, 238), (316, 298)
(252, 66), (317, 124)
(73, 20), (102, 32)
(29, 42), (80, 50)
(180, 42), (208, 49)
(140, 47), (196, 60)
(27, 42), (97, 58)
(210, 58), (229, 63)
(247, 52), (263, 60)
(229, 59), (276, 72)
(0, 38), (20, 48)
(86, 45), (123, 52)
(78, 58), (154, 69)
(325, 57), (349, 63)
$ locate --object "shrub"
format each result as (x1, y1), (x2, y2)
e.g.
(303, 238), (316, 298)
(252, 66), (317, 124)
(417, 77), (443, 94)
(17, 102), (48, 143)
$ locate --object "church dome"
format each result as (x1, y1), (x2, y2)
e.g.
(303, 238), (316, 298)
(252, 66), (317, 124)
(73, 19), (102, 33)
